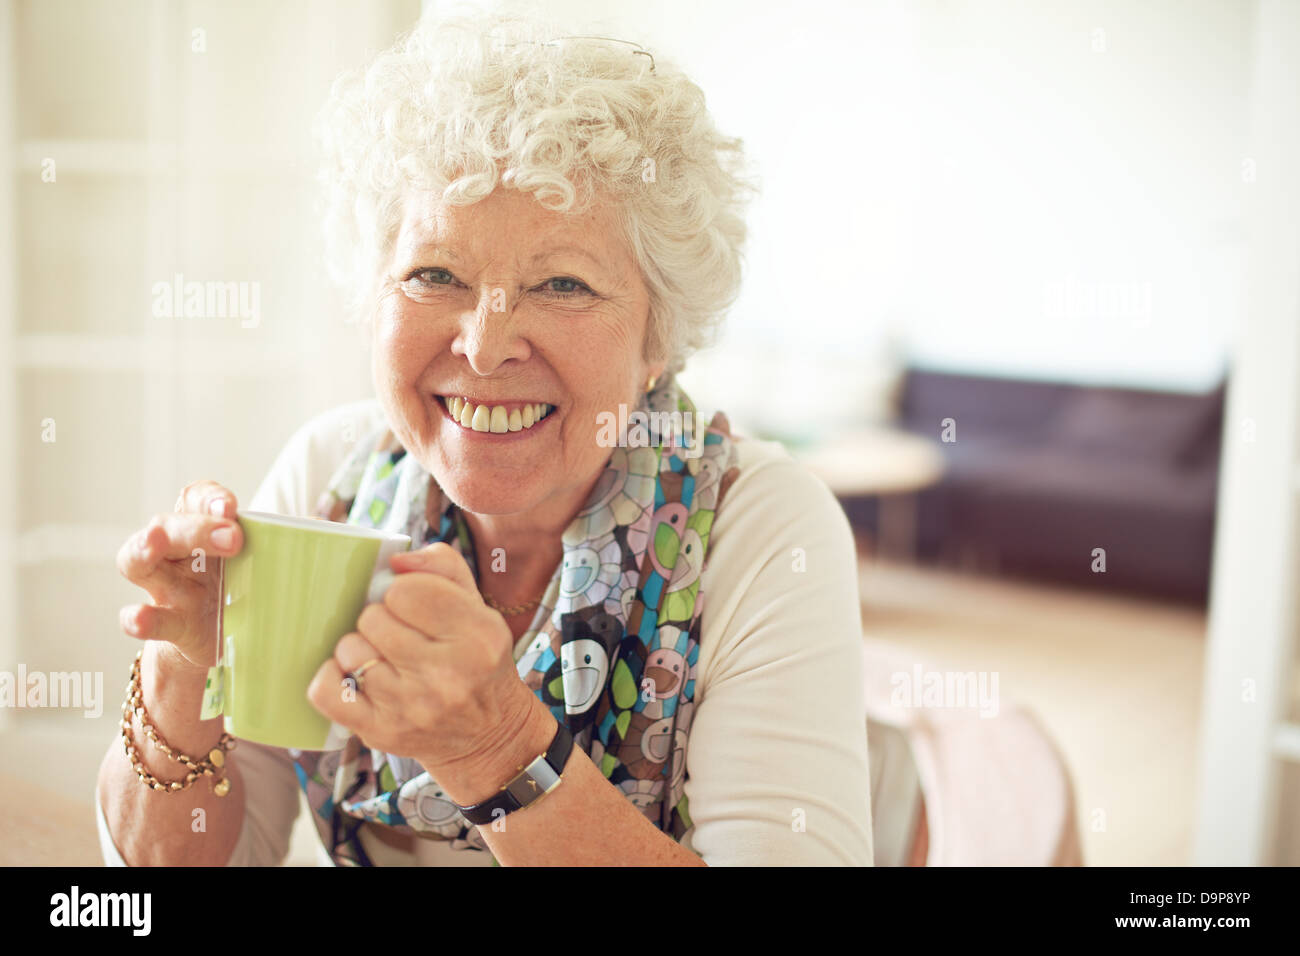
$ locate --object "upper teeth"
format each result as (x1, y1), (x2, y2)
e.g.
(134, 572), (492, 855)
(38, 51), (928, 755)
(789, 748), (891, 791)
(443, 397), (553, 433)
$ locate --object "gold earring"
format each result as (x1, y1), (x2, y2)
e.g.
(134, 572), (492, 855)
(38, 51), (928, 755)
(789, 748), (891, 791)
(646, 375), (658, 391)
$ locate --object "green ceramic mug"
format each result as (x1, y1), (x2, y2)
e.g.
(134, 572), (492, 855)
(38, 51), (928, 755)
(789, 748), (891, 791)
(209, 511), (411, 751)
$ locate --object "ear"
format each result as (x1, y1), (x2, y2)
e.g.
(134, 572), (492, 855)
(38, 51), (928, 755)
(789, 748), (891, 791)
(643, 360), (667, 392)
(638, 315), (670, 384)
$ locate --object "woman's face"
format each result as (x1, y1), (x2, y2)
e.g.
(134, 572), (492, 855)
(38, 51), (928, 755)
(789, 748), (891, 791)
(371, 186), (661, 518)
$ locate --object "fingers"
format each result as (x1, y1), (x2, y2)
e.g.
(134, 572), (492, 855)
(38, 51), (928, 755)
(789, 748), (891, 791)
(308, 655), (378, 730)
(115, 529), (200, 609)
(120, 602), (189, 645)
(375, 572), (515, 681)
(390, 541), (478, 594)
(355, 601), (433, 670)
(333, 632), (395, 683)
(150, 511), (243, 563)
(175, 480), (239, 520)
(119, 601), (217, 668)
(115, 481), (242, 659)
(116, 511), (242, 595)
(381, 567), (483, 641)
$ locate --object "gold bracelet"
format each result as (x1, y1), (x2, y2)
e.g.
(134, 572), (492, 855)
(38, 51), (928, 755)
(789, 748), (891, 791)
(120, 650), (236, 797)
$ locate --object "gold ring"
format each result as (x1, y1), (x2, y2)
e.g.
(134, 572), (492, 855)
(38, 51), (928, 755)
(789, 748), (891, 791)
(345, 657), (383, 694)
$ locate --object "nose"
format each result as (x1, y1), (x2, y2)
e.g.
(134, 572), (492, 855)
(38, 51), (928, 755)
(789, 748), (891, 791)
(450, 286), (531, 375)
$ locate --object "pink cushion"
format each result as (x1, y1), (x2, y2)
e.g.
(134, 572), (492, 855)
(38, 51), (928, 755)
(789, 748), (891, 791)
(862, 640), (1083, 866)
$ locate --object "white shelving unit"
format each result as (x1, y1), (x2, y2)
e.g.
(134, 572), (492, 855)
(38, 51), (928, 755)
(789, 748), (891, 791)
(1, 0), (19, 734)
(1, 0), (418, 749)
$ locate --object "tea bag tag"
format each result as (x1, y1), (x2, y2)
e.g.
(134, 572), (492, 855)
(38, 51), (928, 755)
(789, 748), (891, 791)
(199, 637), (233, 720)
(200, 665), (225, 720)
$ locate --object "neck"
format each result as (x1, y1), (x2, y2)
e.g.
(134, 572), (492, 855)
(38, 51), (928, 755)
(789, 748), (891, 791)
(460, 469), (601, 617)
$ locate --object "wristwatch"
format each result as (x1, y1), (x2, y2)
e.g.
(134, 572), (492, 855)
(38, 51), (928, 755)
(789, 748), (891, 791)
(454, 721), (574, 826)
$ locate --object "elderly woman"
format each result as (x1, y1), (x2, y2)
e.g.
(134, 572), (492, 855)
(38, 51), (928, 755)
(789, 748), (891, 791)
(97, 11), (872, 866)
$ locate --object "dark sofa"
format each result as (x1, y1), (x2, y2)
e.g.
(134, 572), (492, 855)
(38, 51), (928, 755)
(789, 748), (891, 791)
(855, 368), (1226, 604)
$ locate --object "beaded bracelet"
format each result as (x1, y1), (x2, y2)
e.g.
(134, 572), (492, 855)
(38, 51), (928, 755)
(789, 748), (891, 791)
(120, 650), (236, 796)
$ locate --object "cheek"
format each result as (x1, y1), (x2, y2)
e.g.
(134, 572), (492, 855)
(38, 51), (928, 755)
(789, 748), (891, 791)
(565, 354), (632, 413)
(559, 361), (642, 458)
(574, 322), (642, 382)
(373, 304), (443, 384)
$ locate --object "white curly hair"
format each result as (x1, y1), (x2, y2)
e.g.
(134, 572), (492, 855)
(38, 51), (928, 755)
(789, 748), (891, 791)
(314, 6), (756, 376)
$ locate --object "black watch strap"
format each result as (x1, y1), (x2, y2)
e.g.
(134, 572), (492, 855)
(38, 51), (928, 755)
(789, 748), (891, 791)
(454, 721), (573, 826)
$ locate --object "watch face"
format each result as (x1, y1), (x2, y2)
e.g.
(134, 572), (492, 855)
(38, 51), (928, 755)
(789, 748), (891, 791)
(503, 757), (562, 807)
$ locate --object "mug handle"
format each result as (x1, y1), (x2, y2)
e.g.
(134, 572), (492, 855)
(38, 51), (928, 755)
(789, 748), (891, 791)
(366, 568), (397, 604)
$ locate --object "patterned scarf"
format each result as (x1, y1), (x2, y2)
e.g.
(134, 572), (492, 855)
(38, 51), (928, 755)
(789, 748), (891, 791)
(288, 373), (740, 865)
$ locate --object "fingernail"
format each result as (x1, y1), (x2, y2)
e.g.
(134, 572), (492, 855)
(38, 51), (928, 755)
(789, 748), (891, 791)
(211, 526), (234, 549)
(208, 498), (228, 518)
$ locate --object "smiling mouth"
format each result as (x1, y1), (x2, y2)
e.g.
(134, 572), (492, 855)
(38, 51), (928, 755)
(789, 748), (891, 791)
(437, 395), (557, 434)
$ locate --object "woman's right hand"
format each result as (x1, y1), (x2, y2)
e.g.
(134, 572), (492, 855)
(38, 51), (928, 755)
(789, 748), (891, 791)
(116, 481), (245, 672)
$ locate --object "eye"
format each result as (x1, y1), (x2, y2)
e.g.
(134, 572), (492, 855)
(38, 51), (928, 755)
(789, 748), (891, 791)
(538, 276), (593, 296)
(402, 267), (456, 289)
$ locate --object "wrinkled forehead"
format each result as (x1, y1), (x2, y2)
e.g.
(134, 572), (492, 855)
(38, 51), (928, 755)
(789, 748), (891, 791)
(390, 187), (627, 273)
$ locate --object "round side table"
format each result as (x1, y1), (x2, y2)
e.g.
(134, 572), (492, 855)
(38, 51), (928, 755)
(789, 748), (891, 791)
(793, 427), (946, 561)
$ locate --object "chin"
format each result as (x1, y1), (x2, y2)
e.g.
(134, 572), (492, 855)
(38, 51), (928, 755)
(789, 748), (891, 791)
(432, 463), (546, 516)
(440, 481), (542, 517)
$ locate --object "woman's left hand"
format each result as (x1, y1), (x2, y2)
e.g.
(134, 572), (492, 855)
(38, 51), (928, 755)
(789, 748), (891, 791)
(307, 542), (538, 782)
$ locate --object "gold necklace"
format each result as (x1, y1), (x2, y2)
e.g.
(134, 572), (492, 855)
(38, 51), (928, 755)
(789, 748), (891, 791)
(482, 590), (545, 617)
